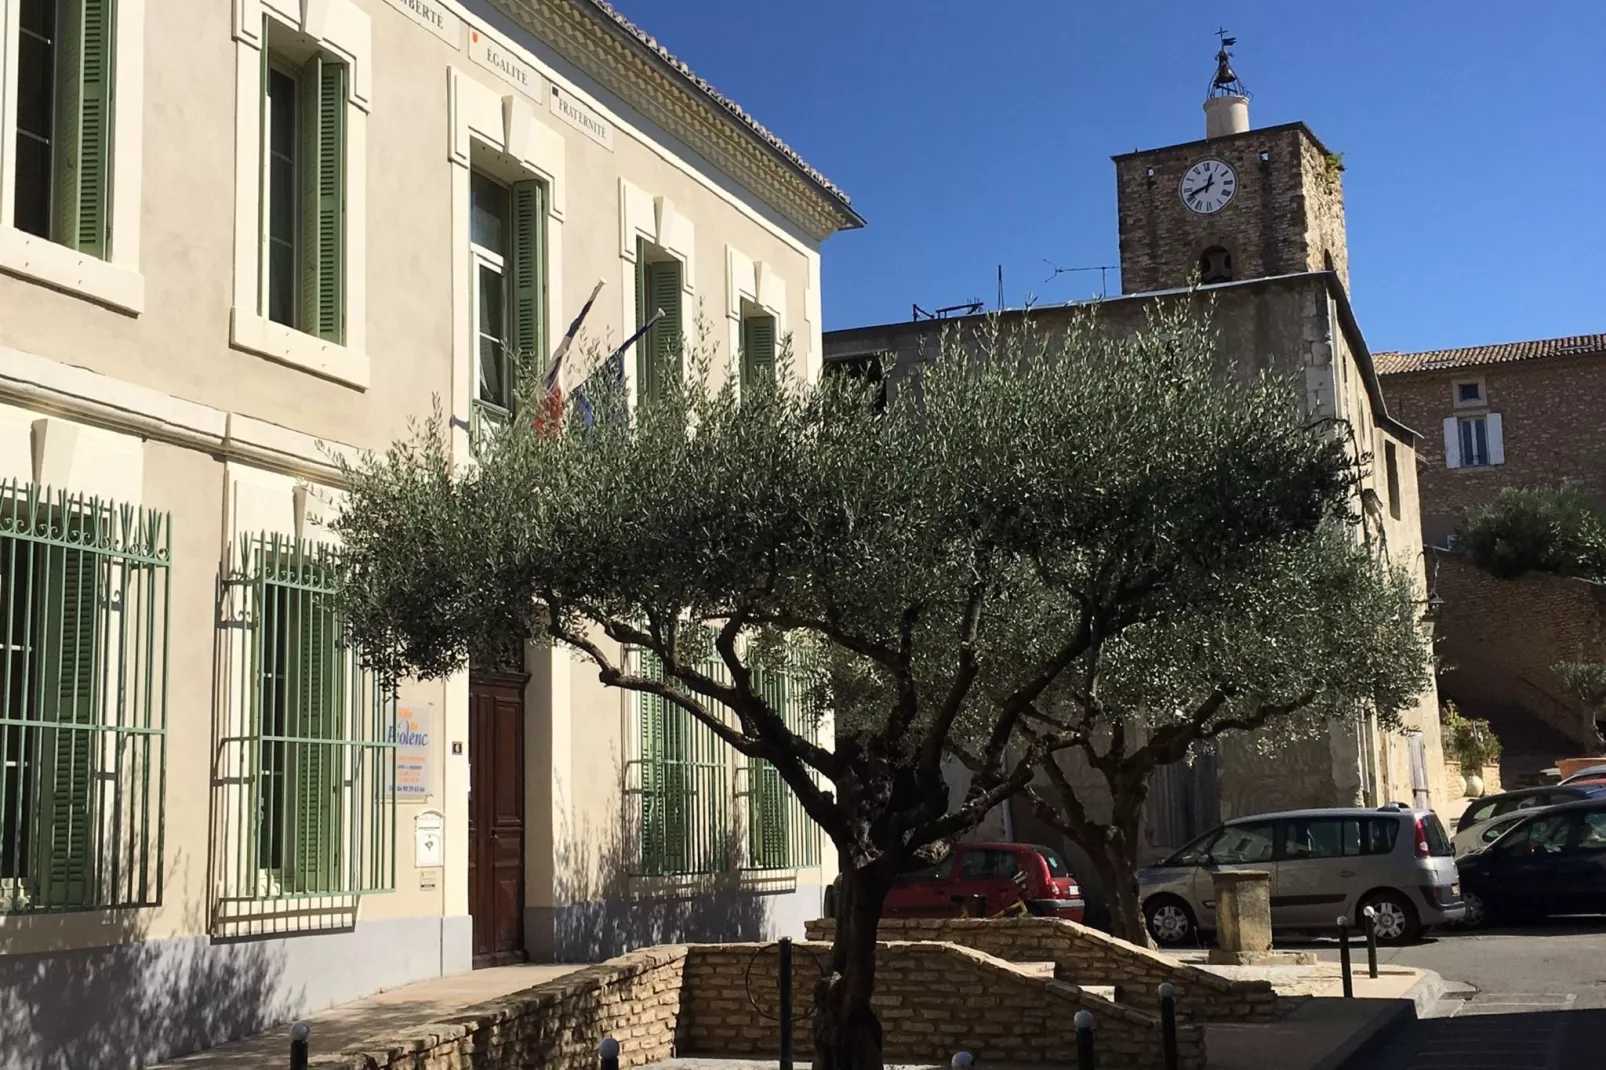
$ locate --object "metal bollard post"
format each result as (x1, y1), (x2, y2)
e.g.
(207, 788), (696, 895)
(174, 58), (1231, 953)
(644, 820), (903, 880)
(599, 1037), (620, 1070)
(1336, 916), (1353, 999)
(1362, 906), (1379, 979)
(1075, 1009), (1096, 1069)
(1158, 982), (1179, 1070)
(778, 937), (795, 1070)
(952, 1054), (975, 1070)
(289, 1022), (310, 1070)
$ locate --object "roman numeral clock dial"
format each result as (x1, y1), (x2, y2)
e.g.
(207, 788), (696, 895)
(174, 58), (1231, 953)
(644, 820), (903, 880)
(1180, 159), (1237, 214)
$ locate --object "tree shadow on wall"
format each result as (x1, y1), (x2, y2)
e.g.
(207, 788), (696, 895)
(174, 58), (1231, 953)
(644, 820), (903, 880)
(543, 770), (782, 963)
(0, 853), (295, 1070)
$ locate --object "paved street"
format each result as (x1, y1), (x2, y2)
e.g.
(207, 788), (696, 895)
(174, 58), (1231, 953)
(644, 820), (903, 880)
(1298, 918), (1606, 1067)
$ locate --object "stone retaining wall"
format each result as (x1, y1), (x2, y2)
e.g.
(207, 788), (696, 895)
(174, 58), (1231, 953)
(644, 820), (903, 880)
(297, 933), (1218, 1069)
(313, 946), (688, 1069)
(805, 917), (1278, 1022)
(684, 940), (1205, 1068)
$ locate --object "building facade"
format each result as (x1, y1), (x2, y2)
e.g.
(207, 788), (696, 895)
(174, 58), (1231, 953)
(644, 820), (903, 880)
(824, 52), (1447, 911)
(0, 1), (855, 1064)
(1379, 335), (1606, 775)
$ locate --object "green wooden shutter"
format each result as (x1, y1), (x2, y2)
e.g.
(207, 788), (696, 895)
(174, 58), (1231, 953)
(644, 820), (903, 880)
(291, 588), (344, 893)
(508, 181), (545, 367)
(638, 649), (667, 873)
(299, 56), (346, 343)
(637, 256), (683, 403)
(741, 315), (777, 393)
(52, 0), (114, 257)
(37, 546), (100, 907)
(749, 666), (790, 869)
(650, 261), (682, 401)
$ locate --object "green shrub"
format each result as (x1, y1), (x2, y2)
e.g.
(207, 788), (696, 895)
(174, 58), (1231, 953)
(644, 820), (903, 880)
(1441, 700), (1501, 770)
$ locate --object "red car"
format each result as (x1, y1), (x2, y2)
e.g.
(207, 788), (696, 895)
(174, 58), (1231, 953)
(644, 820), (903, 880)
(883, 842), (1084, 922)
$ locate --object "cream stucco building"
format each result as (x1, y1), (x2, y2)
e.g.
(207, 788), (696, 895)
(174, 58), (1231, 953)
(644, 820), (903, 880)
(0, 1), (856, 1064)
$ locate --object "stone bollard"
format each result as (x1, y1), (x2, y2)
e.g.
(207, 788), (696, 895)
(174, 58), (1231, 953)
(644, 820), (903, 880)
(1206, 870), (1273, 966)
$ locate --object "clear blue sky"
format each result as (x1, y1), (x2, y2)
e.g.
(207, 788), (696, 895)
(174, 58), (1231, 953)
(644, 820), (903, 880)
(609, 1), (1605, 353)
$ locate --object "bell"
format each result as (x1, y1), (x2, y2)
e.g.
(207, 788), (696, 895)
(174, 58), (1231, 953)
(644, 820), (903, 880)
(1213, 56), (1240, 90)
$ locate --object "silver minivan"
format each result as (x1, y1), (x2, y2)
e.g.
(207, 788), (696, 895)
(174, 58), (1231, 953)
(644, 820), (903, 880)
(1137, 805), (1464, 947)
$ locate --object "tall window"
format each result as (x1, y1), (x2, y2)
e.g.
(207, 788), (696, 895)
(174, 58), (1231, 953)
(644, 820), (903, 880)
(1384, 441), (1401, 520)
(743, 654), (821, 872)
(632, 648), (727, 877)
(471, 171), (546, 418)
(635, 240), (684, 403)
(0, 482), (168, 913)
(260, 33), (347, 342)
(740, 309), (777, 394)
(226, 535), (394, 901)
(1458, 416), (1489, 468)
(13, 0), (114, 256)
(627, 641), (821, 878)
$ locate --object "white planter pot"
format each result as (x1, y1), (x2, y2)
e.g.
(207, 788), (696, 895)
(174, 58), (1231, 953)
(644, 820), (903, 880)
(1465, 774), (1485, 798)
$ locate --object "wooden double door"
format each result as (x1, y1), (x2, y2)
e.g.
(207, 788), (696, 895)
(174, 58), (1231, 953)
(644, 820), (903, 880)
(468, 675), (526, 966)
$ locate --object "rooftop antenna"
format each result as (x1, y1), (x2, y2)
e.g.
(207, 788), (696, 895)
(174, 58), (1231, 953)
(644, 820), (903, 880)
(1042, 259), (1119, 300)
(1209, 28), (1249, 99)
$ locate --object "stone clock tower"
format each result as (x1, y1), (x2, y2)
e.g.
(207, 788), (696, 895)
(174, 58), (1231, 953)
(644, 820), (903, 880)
(1113, 38), (1351, 295)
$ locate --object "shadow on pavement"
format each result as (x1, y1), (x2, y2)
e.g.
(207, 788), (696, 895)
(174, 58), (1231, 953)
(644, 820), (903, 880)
(1373, 1007), (1606, 1069)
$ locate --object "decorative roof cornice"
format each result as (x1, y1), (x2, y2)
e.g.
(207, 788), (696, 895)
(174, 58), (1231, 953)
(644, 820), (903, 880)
(488, 0), (864, 241)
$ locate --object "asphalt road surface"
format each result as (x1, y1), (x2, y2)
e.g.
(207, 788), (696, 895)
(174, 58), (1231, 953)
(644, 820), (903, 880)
(1303, 917), (1606, 1068)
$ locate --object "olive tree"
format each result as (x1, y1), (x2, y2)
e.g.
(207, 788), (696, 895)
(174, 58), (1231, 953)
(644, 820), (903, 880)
(330, 307), (1354, 1069)
(961, 529), (1431, 944)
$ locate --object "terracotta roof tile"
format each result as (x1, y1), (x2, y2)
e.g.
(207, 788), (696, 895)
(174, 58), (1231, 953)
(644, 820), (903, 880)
(578, 0), (852, 208)
(1375, 333), (1606, 376)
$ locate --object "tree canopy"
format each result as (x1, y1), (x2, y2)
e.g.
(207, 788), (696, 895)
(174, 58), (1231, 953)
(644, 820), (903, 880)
(1455, 486), (1606, 580)
(331, 305), (1368, 1069)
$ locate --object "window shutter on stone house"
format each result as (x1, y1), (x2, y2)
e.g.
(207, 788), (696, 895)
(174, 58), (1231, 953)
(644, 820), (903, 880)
(1442, 417), (1461, 470)
(1486, 413), (1505, 465)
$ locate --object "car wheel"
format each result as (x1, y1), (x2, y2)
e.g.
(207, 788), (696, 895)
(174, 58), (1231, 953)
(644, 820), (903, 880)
(1460, 886), (1490, 929)
(1359, 890), (1422, 944)
(1144, 895), (1198, 947)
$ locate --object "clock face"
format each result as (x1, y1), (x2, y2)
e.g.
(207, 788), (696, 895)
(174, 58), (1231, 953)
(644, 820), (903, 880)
(1180, 159), (1237, 214)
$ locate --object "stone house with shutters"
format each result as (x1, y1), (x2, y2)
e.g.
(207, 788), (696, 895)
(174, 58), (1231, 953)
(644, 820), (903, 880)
(1378, 334), (1606, 777)
(824, 49), (1450, 919)
(0, 0), (856, 1064)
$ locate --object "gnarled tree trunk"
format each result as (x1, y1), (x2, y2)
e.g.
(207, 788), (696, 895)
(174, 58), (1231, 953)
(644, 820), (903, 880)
(812, 853), (893, 1070)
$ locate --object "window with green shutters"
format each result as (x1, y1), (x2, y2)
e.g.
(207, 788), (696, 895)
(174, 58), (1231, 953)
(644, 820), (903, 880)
(261, 30), (347, 344)
(625, 638), (822, 878)
(470, 171), (546, 424)
(12, 0), (116, 257)
(635, 240), (684, 404)
(0, 481), (169, 913)
(740, 313), (778, 394)
(630, 647), (729, 877)
(224, 534), (395, 902)
(742, 649), (822, 872)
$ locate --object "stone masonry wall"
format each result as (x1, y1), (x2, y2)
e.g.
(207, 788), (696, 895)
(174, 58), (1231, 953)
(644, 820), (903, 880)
(1381, 352), (1606, 766)
(1381, 356), (1606, 547)
(685, 940), (1206, 1069)
(1431, 554), (1606, 754)
(313, 946), (688, 1069)
(1113, 123), (1343, 295)
(804, 917), (1277, 1023)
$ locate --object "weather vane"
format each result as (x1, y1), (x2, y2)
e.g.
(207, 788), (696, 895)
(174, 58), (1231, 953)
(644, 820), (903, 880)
(1209, 28), (1249, 99)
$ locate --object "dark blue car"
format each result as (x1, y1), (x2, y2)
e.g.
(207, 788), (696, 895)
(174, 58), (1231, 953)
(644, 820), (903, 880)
(1457, 798), (1606, 927)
